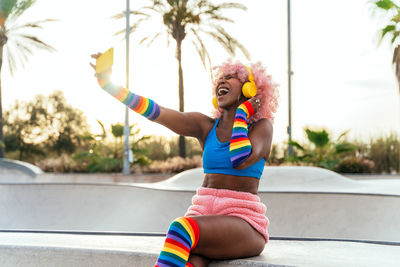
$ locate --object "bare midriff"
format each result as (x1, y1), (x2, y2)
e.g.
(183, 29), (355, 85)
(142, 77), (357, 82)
(202, 173), (260, 195)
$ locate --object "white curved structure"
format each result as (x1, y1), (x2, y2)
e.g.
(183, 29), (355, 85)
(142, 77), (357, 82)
(1, 166), (400, 266)
(1, 167), (400, 242)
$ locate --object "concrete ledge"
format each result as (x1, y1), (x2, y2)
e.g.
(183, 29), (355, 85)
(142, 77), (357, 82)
(0, 232), (399, 267)
(0, 159), (43, 178)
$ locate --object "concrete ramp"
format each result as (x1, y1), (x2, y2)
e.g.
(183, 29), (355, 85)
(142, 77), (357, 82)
(0, 184), (193, 233)
(0, 167), (399, 241)
(1, 182), (399, 241)
(0, 158), (43, 182)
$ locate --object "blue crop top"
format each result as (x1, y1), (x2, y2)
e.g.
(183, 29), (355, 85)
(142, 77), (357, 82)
(203, 119), (265, 179)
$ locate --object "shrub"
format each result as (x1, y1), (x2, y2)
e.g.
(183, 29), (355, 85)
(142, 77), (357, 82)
(36, 154), (82, 173)
(72, 151), (121, 173)
(335, 157), (375, 173)
(368, 133), (399, 174)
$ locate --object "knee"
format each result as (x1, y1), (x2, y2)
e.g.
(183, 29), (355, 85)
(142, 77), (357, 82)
(167, 216), (200, 249)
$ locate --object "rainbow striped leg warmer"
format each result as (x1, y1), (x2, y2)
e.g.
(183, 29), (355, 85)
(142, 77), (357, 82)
(97, 75), (160, 121)
(229, 100), (255, 168)
(155, 217), (200, 267)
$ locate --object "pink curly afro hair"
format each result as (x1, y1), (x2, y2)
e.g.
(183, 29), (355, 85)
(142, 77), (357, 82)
(212, 60), (280, 124)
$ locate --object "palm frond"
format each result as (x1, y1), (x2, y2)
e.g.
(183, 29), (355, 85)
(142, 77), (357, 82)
(142, 4), (166, 14)
(114, 19), (146, 36)
(114, 17), (150, 36)
(233, 39), (251, 60)
(112, 10), (150, 20)
(375, 0), (396, 10)
(288, 140), (305, 151)
(206, 14), (234, 23)
(8, 18), (57, 32)
(190, 28), (211, 69)
(215, 2), (247, 11)
(8, 0), (36, 21)
(212, 25), (251, 59)
(199, 1), (246, 16)
(203, 29), (233, 55)
(393, 45), (400, 92)
(336, 129), (351, 142)
(145, 32), (163, 47)
(191, 40), (205, 67)
(334, 143), (356, 154)
(305, 129), (330, 148)
(139, 36), (150, 45)
(217, 26), (249, 57)
(5, 45), (17, 75)
(20, 34), (55, 51)
(96, 120), (107, 139)
(380, 24), (396, 42)
(0, 0), (18, 20)
(15, 39), (32, 59)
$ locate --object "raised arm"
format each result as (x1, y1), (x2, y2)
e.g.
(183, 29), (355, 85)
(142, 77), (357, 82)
(91, 54), (212, 140)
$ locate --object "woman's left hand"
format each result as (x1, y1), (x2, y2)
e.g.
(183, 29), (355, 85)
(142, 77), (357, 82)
(248, 97), (261, 113)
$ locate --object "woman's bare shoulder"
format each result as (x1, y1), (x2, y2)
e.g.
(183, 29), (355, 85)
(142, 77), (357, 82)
(250, 118), (273, 133)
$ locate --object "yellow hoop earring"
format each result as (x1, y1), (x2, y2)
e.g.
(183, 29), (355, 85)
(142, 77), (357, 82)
(212, 96), (218, 109)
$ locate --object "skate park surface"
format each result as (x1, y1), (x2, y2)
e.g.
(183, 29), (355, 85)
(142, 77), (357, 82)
(1, 161), (400, 266)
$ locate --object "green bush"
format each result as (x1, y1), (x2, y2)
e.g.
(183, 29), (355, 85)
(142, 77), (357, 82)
(368, 133), (399, 174)
(335, 157), (375, 173)
(287, 127), (356, 170)
(72, 151), (121, 173)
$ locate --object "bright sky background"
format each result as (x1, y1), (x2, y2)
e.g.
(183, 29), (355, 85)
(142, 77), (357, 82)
(2, 0), (400, 147)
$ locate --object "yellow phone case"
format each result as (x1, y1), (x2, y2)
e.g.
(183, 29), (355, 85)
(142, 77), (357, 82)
(96, 47), (114, 74)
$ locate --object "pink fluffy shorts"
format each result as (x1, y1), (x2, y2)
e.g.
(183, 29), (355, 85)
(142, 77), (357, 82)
(184, 187), (269, 242)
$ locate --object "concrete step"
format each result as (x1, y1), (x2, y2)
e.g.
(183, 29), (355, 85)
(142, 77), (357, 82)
(0, 231), (399, 267)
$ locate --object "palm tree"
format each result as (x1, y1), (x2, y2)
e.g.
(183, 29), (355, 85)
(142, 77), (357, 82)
(115, 0), (250, 158)
(373, 0), (400, 89)
(372, 0), (400, 173)
(0, 0), (55, 157)
(289, 128), (356, 169)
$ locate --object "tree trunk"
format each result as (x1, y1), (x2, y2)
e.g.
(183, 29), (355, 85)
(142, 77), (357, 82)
(176, 39), (186, 158)
(0, 45), (4, 158)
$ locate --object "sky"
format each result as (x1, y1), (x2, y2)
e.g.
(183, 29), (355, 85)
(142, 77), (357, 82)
(2, 0), (400, 147)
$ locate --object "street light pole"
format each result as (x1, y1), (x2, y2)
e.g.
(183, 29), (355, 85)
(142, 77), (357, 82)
(287, 0), (294, 157)
(123, 0), (131, 174)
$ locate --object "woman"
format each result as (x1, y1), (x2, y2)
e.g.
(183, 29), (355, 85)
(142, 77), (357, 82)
(91, 54), (279, 267)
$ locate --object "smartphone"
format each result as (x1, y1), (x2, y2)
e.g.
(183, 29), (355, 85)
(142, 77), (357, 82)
(96, 47), (114, 74)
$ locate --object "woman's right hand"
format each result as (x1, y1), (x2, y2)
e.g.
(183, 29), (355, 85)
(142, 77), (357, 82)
(89, 53), (112, 77)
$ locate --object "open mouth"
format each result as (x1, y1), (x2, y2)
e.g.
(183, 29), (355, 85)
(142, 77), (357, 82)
(217, 87), (229, 96)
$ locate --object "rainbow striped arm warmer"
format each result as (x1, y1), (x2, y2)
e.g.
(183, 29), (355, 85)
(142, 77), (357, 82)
(229, 101), (255, 168)
(155, 217), (200, 267)
(97, 74), (160, 121)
